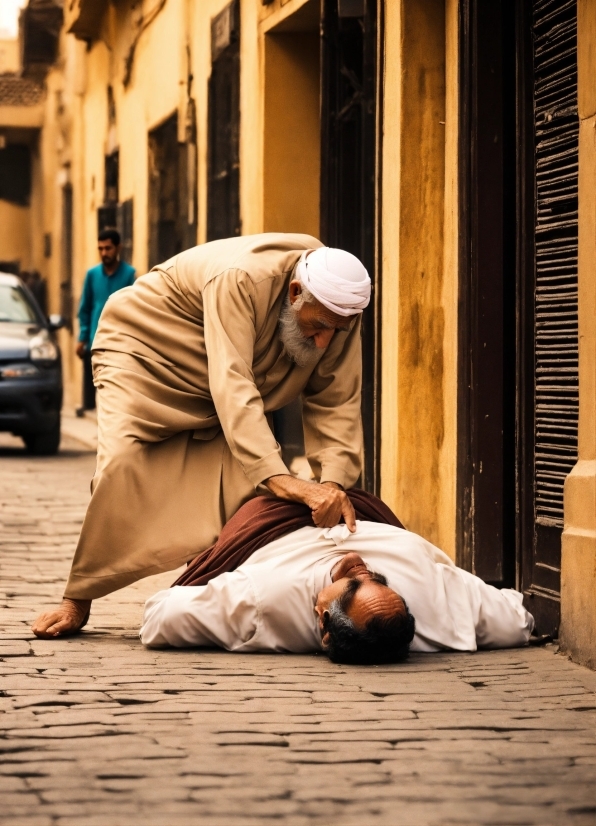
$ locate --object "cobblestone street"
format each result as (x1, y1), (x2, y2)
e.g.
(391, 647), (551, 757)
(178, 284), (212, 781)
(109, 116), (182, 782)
(1, 435), (595, 826)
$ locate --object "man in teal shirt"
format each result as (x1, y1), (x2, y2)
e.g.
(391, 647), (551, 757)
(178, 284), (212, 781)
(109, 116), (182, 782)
(76, 229), (136, 414)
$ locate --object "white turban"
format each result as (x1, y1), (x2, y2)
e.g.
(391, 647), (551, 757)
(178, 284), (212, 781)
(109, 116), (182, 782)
(295, 247), (371, 317)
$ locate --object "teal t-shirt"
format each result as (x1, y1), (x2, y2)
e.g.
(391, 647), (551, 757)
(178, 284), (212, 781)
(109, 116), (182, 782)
(77, 260), (136, 346)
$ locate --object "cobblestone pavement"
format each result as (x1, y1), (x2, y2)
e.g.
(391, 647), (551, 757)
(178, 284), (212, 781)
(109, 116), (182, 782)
(1, 434), (596, 826)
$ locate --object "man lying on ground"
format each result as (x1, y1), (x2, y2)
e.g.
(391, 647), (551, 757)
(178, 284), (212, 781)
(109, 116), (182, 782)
(140, 492), (534, 664)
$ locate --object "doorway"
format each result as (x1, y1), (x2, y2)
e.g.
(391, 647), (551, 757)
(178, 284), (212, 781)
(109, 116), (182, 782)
(459, 0), (579, 636)
(263, 0), (320, 473)
(264, 0), (382, 486)
(60, 182), (73, 329)
(207, 0), (240, 241)
(320, 0), (381, 492)
(148, 114), (186, 269)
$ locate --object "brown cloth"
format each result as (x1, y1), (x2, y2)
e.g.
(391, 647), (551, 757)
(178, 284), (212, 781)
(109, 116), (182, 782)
(173, 489), (405, 588)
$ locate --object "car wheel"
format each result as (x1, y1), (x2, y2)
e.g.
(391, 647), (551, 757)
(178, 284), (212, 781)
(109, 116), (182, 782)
(23, 421), (61, 456)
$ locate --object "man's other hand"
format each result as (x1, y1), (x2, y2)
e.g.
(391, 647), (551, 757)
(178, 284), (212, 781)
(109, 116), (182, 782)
(32, 598), (91, 638)
(264, 476), (356, 532)
(76, 342), (87, 359)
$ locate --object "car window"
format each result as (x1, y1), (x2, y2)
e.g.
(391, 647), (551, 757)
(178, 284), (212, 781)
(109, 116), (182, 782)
(0, 285), (38, 323)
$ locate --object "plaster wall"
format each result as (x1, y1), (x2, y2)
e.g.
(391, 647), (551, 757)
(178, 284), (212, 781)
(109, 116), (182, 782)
(27, 0), (326, 408)
(40, 0), (200, 404)
(0, 201), (31, 270)
(380, 0), (456, 557)
(0, 105), (43, 128)
(239, 0), (262, 235)
(248, 0), (319, 237)
(262, 30), (320, 237)
(560, 0), (596, 668)
(35, 33), (95, 404)
(0, 38), (18, 73)
(379, 0), (401, 519)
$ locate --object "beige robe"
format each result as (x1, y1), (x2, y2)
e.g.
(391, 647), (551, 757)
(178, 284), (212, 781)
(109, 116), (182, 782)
(65, 233), (363, 600)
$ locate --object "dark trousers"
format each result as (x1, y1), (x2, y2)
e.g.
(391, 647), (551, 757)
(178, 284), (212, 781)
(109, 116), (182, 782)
(82, 350), (96, 411)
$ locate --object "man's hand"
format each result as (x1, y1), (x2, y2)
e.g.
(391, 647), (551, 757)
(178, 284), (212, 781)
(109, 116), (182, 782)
(264, 475), (356, 532)
(76, 341), (87, 359)
(31, 598), (91, 639)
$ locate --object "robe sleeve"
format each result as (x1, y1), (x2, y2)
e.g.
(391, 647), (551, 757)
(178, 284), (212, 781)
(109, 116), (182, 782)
(202, 269), (290, 486)
(302, 316), (363, 489)
(140, 576), (259, 650)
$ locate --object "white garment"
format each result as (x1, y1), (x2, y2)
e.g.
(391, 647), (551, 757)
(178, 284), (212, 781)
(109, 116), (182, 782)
(140, 521), (534, 653)
(296, 248), (371, 316)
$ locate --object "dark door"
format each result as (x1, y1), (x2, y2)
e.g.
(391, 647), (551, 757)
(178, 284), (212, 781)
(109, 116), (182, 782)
(60, 183), (73, 329)
(207, 0), (240, 241)
(320, 0), (381, 492)
(148, 114), (186, 269)
(458, 0), (517, 584)
(459, 0), (579, 636)
(518, 0), (579, 636)
(117, 198), (134, 265)
(97, 150), (119, 234)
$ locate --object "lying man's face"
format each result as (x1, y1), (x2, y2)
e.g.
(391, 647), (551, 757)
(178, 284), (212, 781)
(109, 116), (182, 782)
(314, 552), (407, 649)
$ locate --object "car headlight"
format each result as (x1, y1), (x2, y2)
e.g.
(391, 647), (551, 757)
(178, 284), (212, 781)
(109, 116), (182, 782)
(0, 364), (40, 379)
(29, 331), (59, 362)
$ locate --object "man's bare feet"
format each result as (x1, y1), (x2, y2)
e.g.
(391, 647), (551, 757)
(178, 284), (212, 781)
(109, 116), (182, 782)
(31, 598), (92, 639)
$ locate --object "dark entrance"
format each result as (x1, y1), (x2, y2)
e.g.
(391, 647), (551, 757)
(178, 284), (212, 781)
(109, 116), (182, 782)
(320, 0), (381, 492)
(459, 0), (579, 636)
(60, 182), (73, 329)
(148, 114), (187, 269)
(207, 0), (240, 241)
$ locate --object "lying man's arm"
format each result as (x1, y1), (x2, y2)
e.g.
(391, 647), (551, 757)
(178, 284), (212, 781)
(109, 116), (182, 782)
(140, 574), (258, 650)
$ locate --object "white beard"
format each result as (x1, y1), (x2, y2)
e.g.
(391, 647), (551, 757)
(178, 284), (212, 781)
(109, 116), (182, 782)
(278, 297), (322, 368)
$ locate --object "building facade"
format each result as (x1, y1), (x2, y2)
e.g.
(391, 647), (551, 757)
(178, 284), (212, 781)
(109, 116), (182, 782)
(0, 0), (594, 667)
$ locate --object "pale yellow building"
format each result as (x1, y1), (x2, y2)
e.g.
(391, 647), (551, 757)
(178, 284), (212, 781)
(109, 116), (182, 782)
(0, 0), (594, 669)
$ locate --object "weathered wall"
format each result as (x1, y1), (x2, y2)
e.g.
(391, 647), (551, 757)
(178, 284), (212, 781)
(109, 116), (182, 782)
(381, 0), (455, 556)
(0, 201), (31, 270)
(38, 0), (211, 404)
(380, 0), (401, 521)
(0, 38), (18, 73)
(241, 0), (318, 236)
(263, 30), (320, 236)
(239, 0), (262, 235)
(560, 0), (596, 669)
(440, 0), (459, 560)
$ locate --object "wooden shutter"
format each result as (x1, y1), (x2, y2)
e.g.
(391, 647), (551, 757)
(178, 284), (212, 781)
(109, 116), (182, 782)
(532, 0), (579, 526)
(518, 0), (579, 635)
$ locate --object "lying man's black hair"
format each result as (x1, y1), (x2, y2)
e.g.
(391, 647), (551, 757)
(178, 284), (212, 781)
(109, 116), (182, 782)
(322, 576), (416, 665)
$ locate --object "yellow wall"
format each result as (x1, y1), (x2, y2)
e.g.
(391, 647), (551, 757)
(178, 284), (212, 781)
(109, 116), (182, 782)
(380, 0), (401, 522)
(0, 38), (18, 73)
(262, 30), (320, 236)
(0, 202), (31, 269)
(560, 0), (596, 669)
(440, 0), (459, 560)
(239, 0), (262, 235)
(381, 0), (455, 555)
(16, 0), (324, 408)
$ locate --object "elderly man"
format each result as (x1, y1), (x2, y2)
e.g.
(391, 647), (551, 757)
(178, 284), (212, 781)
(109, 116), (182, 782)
(139, 498), (535, 664)
(33, 233), (371, 638)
